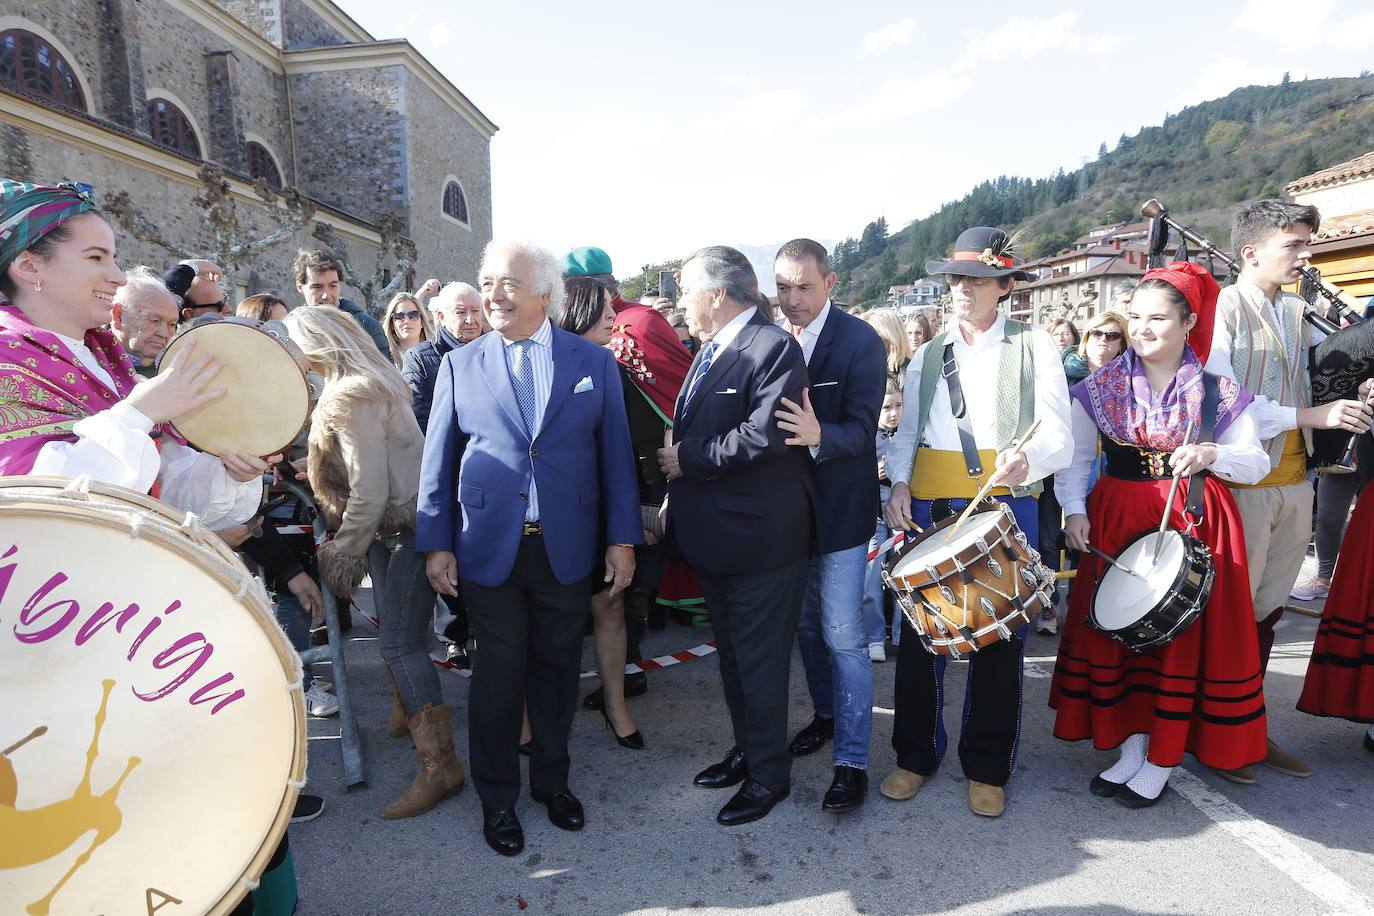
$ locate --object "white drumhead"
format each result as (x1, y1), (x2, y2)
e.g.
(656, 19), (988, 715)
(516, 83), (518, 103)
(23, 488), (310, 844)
(0, 480), (304, 916)
(892, 511), (1002, 577)
(1094, 531), (1185, 630)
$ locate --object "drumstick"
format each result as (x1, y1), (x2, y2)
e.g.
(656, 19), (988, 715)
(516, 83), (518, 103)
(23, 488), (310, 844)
(945, 418), (1041, 542)
(1153, 418), (1195, 564)
(2, 726), (46, 757)
(1085, 543), (1142, 579)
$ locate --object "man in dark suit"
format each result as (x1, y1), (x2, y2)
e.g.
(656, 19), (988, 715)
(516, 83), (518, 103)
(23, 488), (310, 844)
(773, 239), (887, 812)
(418, 241), (641, 856)
(657, 245), (814, 826)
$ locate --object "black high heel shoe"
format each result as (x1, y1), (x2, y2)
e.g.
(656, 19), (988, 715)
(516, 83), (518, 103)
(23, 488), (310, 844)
(601, 703), (645, 750)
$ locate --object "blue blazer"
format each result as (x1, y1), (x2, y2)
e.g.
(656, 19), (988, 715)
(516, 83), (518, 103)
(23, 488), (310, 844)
(668, 310), (814, 577)
(800, 307), (887, 552)
(416, 324), (642, 588)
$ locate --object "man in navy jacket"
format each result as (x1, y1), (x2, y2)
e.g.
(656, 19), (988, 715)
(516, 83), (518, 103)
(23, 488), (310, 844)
(418, 241), (641, 857)
(657, 245), (814, 827)
(773, 239), (887, 812)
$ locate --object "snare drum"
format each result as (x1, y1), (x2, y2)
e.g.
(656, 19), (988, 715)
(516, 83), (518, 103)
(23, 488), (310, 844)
(157, 317), (313, 458)
(882, 503), (1055, 657)
(1089, 528), (1215, 652)
(0, 476), (305, 916)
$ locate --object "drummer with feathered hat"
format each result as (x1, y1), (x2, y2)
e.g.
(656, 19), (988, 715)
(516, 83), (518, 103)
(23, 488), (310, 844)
(881, 226), (1074, 817)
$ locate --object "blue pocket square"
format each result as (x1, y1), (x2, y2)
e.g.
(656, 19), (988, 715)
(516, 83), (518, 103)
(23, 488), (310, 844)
(574, 375), (594, 393)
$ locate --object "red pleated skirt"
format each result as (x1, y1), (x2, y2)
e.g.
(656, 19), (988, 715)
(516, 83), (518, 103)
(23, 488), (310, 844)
(1298, 485), (1374, 723)
(1049, 475), (1268, 768)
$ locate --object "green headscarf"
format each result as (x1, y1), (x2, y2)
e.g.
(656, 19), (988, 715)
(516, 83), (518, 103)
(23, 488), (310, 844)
(0, 179), (98, 277)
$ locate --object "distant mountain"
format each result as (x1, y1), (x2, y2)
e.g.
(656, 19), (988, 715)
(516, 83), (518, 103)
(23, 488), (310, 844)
(832, 74), (1374, 306)
(732, 240), (834, 296)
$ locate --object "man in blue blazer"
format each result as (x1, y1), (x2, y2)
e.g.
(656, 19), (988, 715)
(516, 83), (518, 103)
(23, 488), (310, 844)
(418, 241), (641, 857)
(773, 239), (887, 813)
(657, 245), (814, 826)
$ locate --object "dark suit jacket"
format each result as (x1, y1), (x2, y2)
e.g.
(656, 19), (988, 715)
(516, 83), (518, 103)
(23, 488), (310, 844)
(402, 325), (463, 432)
(416, 324), (642, 588)
(668, 310), (813, 576)
(798, 306), (887, 552)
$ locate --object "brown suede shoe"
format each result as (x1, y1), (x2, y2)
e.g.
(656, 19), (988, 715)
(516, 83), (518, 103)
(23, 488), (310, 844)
(879, 767), (931, 801)
(1211, 765), (1257, 785)
(1262, 740), (1312, 778)
(382, 704), (465, 819)
(968, 781), (1005, 817)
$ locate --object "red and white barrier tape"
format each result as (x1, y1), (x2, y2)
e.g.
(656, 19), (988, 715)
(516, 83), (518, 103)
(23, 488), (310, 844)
(867, 530), (904, 563)
(275, 525), (313, 535)
(352, 607), (717, 679)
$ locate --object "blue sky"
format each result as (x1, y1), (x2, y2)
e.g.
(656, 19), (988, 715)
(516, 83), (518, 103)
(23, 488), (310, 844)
(344, 0), (1374, 279)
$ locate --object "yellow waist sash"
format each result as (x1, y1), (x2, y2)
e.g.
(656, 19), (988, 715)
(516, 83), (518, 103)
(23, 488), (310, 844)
(1229, 429), (1307, 490)
(909, 447), (1015, 500)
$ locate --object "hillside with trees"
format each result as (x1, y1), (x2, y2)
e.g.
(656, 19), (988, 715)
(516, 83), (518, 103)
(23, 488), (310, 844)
(830, 74), (1374, 306)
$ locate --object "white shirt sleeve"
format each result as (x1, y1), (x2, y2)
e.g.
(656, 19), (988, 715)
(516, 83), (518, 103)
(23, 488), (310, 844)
(30, 402), (160, 491)
(1021, 329), (1074, 483)
(156, 440), (264, 528)
(1208, 402), (1271, 485)
(887, 350), (926, 486)
(1057, 399), (1099, 518)
(1204, 315), (1298, 441)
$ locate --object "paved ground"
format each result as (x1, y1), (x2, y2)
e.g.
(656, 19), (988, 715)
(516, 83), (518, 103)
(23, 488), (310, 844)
(291, 559), (1373, 916)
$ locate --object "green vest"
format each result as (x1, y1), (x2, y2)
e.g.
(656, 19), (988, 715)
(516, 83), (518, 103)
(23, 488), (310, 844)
(910, 318), (1041, 498)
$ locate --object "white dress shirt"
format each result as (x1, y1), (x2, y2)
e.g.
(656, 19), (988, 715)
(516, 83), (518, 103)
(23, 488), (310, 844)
(1056, 399), (1272, 518)
(500, 317), (555, 521)
(1204, 278), (1325, 442)
(781, 300), (831, 365)
(888, 313), (1073, 487)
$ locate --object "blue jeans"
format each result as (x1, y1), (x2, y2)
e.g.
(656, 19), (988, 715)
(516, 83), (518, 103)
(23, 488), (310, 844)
(796, 543), (873, 770)
(860, 519), (897, 647)
(375, 533), (443, 715)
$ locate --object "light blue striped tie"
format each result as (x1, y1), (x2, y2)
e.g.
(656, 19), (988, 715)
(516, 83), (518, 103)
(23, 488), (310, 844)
(681, 341), (717, 419)
(510, 339), (538, 434)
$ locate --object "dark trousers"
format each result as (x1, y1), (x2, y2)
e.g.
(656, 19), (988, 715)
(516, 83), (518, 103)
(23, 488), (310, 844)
(695, 557), (807, 793)
(889, 494), (1035, 787)
(462, 533), (591, 811)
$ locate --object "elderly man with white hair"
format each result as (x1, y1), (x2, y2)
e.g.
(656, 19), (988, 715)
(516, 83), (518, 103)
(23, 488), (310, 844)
(417, 240), (641, 857)
(110, 266), (180, 377)
(403, 281), (487, 432)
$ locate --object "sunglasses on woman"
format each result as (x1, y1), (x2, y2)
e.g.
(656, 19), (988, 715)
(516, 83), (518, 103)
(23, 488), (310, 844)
(391, 310), (422, 322)
(1087, 329), (1124, 342)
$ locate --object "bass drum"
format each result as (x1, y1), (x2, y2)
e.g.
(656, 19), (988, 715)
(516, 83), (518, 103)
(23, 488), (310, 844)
(0, 476), (305, 916)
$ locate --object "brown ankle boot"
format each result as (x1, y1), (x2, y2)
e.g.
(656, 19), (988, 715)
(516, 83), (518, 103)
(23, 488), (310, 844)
(385, 670), (409, 739)
(381, 704), (465, 819)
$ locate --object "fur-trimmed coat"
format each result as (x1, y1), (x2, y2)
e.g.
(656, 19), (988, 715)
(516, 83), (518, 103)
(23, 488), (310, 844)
(308, 374), (424, 596)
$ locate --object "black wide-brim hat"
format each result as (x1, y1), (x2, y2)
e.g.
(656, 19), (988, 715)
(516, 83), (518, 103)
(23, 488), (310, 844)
(926, 226), (1035, 281)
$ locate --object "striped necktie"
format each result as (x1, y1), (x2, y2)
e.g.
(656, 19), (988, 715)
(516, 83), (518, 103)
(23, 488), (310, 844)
(681, 341), (717, 418)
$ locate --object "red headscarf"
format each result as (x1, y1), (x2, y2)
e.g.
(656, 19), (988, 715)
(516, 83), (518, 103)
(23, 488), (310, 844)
(608, 305), (692, 423)
(1139, 261), (1220, 365)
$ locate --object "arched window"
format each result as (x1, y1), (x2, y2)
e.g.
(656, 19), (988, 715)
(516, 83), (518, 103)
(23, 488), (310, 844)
(148, 97), (201, 158)
(442, 179), (468, 225)
(0, 29), (87, 111)
(246, 141), (282, 187)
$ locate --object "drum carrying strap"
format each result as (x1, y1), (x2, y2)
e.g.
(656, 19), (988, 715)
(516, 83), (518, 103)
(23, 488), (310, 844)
(940, 342), (984, 478)
(1183, 372), (1222, 518)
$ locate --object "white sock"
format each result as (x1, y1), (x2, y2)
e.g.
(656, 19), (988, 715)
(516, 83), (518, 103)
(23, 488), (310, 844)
(1099, 732), (1148, 784)
(1126, 761), (1173, 799)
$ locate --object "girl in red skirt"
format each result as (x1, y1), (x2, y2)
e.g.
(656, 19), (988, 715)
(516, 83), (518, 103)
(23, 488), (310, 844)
(1298, 480), (1374, 754)
(1050, 262), (1272, 807)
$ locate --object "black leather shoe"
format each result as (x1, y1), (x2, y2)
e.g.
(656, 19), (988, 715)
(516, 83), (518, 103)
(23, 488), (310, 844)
(1089, 775), (1123, 798)
(717, 779), (790, 826)
(483, 809), (524, 856)
(694, 747), (748, 789)
(583, 672), (649, 710)
(1364, 732), (1374, 755)
(532, 789), (585, 831)
(787, 715), (835, 757)
(1116, 783), (1169, 809)
(821, 765), (867, 812)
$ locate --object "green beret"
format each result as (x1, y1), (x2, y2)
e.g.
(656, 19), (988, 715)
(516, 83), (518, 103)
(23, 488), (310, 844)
(559, 246), (613, 277)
